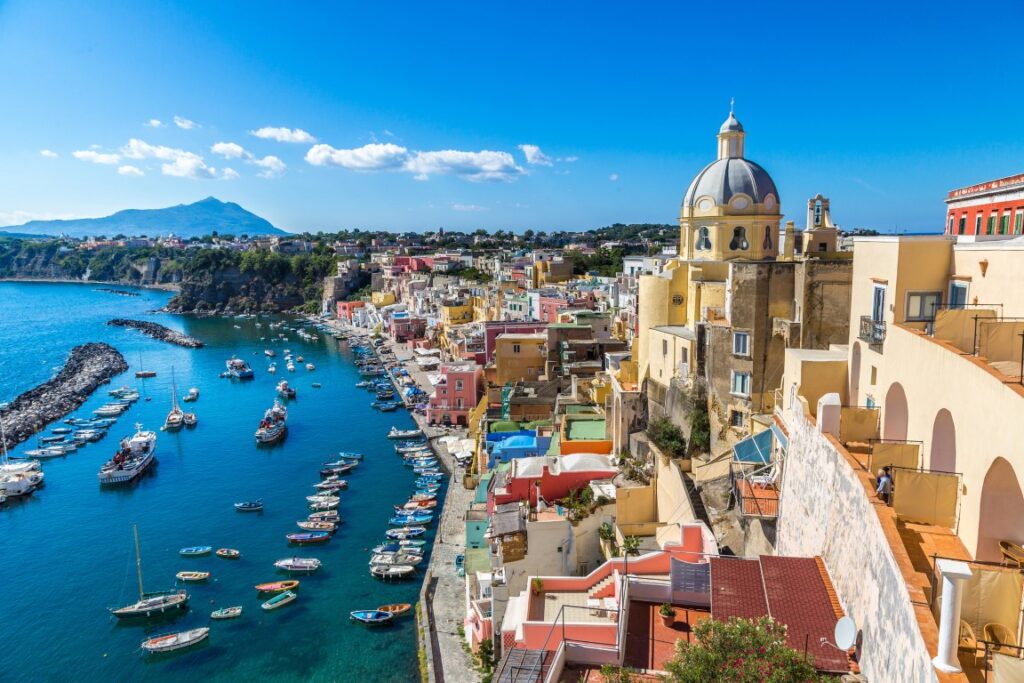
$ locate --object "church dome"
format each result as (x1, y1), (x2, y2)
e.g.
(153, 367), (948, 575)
(682, 157), (778, 210)
(719, 112), (743, 133)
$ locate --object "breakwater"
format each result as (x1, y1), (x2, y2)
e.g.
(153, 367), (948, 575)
(95, 287), (139, 297)
(0, 342), (128, 450)
(107, 318), (204, 348)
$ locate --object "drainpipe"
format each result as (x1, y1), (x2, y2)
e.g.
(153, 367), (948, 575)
(932, 558), (973, 673)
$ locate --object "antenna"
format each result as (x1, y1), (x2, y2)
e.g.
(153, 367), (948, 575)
(820, 616), (858, 652)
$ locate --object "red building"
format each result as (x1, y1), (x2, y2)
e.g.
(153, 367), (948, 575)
(945, 173), (1024, 236)
(489, 453), (617, 508)
(336, 300), (365, 321)
(426, 362), (483, 427)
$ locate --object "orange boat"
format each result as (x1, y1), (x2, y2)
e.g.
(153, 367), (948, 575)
(254, 580), (299, 593)
(378, 603), (411, 616)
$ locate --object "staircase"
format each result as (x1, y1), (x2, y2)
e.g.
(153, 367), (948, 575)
(588, 575), (616, 599)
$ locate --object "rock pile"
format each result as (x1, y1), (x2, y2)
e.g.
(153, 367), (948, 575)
(107, 319), (204, 348)
(0, 343), (128, 451)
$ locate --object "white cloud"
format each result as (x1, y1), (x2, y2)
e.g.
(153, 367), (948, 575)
(173, 115), (198, 130)
(211, 141), (248, 159)
(251, 126), (316, 143)
(221, 168), (240, 181)
(0, 209), (77, 227)
(609, 173), (619, 181)
(253, 155), (286, 179)
(121, 138), (216, 179)
(39, 149), (58, 158)
(306, 142), (409, 171)
(452, 203), (488, 212)
(73, 149), (121, 165)
(117, 165), (144, 177)
(144, 119), (164, 128)
(518, 144), (553, 166)
(562, 156), (579, 163)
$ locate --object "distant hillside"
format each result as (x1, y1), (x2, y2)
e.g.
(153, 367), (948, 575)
(4, 197), (286, 238)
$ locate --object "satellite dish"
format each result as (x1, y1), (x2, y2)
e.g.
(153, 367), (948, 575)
(834, 616), (857, 650)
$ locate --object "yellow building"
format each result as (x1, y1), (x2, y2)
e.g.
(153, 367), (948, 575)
(492, 332), (547, 385)
(440, 301), (474, 327)
(371, 291), (396, 307)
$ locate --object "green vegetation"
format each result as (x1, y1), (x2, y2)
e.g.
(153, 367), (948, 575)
(663, 616), (835, 683)
(565, 247), (627, 278)
(449, 265), (492, 283)
(599, 665), (641, 683)
(685, 383), (711, 456)
(648, 417), (687, 458)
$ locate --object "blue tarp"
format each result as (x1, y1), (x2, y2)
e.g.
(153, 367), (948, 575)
(732, 429), (772, 465)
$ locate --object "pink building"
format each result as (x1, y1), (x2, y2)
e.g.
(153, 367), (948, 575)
(336, 300), (365, 321)
(490, 454), (617, 508)
(538, 295), (594, 323)
(390, 316), (427, 343)
(427, 362), (483, 426)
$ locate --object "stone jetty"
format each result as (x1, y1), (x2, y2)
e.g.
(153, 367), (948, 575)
(107, 319), (204, 348)
(0, 342), (128, 451)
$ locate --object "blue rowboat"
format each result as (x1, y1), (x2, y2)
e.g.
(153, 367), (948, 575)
(287, 531), (330, 544)
(179, 546), (212, 557)
(350, 609), (393, 625)
(261, 590), (297, 611)
(385, 526), (426, 540)
(389, 513), (432, 526)
(234, 500), (264, 512)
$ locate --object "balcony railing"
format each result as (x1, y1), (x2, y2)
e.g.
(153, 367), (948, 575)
(859, 316), (886, 346)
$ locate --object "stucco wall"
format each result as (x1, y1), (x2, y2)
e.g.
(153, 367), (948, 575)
(777, 402), (938, 683)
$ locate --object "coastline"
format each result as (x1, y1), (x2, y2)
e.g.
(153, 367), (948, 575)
(0, 276), (180, 293)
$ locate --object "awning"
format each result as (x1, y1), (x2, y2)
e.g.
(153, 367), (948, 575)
(732, 429), (772, 465)
(770, 422), (788, 451)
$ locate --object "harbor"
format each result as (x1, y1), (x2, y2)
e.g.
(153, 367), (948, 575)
(0, 282), (427, 683)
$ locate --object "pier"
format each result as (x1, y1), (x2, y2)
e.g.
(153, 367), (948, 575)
(0, 342), (128, 451)
(107, 319), (204, 348)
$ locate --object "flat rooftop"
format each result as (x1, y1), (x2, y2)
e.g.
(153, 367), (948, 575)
(567, 419), (606, 441)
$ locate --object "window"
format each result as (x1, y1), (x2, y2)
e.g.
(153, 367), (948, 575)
(681, 348), (688, 364)
(527, 367), (535, 376)
(905, 291), (941, 321)
(975, 214), (983, 233)
(987, 212), (997, 235)
(814, 201), (823, 227)
(662, 339), (668, 355)
(958, 215), (966, 235)
(730, 371), (751, 397)
(949, 282), (968, 309)
(763, 225), (773, 250)
(1000, 213), (1010, 235)
(872, 285), (886, 322)
(947, 216), (954, 234)
(729, 226), (749, 251)
(696, 226), (712, 251)
(1016, 210), (1024, 235)
(732, 331), (750, 356)
(455, 380), (463, 392)
(730, 410), (744, 428)
(866, 396), (876, 409)
(456, 398), (464, 409)
(512, 344), (521, 354)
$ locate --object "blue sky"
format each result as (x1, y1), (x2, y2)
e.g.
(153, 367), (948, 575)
(1, 1), (1022, 234)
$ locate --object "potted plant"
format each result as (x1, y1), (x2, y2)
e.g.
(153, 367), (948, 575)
(531, 577), (544, 596)
(659, 603), (676, 627)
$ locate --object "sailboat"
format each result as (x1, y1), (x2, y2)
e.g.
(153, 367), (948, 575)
(110, 525), (189, 618)
(163, 369), (184, 431)
(135, 351), (156, 379)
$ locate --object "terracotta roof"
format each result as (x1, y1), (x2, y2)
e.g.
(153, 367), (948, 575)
(709, 557), (768, 621)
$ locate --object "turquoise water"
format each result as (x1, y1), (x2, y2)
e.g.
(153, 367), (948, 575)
(0, 282), (433, 682)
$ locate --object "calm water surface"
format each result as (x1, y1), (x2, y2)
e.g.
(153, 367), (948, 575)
(0, 282), (432, 682)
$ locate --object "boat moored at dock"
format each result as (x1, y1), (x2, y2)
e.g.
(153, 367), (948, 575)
(97, 424), (156, 485)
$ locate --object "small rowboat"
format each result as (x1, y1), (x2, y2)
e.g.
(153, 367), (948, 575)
(179, 546), (212, 557)
(378, 603), (412, 616)
(314, 480), (347, 491)
(350, 609), (394, 625)
(210, 606), (243, 620)
(175, 571), (210, 582)
(261, 590), (297, 611)
(141, 627), (209, 654)
(216, 548), (240, 559)
(287, 531), (330, 544)
(370, 564), (416, 580)
(308, 499), (338, 511)
(389, 512), (433, 526)
(255, 580), (299, 593)
(297, 520), (336, 532)
(307, 511), (342, 523)
(234, 500), (263, 512)
(386, 526), (427, 540)
(274, 557), (321, 573)
(306, 493), (339, 503)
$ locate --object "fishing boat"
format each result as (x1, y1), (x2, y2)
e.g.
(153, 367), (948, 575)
(225, 357), (255, 379)
(216, 548), (240, 559)
(210, 606), (242, 620)
(274, 557), (321, 573)
(372, 401), (399, 412)
(287, 531), (330, 544)
(51, 427), (72, 435)
(254, 580), (299, 593)
(264, 349), (276, 357)
(182, 387), (199, 402)
(110, 526), (189, 619)
(135, 370), (157, 379)
(183, 412), (197, 427)
(268, 362), (277, 374)
(370, 564), (416, 580)
(314, 480), (347, 491)
(395, 442), (429, 454)
(337, 451), (363, 461)
(141, 627), (209, 654)
(175, 571), (210, 582)
(261, 590), (297, 611)
(297, 520), (336, 533)
(276, 380), (296, 399)
(377, 603), (412, 616)
(93, 404), (126, 417)
(350, 609), (393, 625)
(296, 355), (304, 363)
(254, 401), (287, 444)
(308, 499), (338, 511)
(306, 363), (315, 371)
(97, 424), (156, 485)
(319, 464), (355, 477)
(311, 382), (322, 388)
(234, 500), (263, 512)
(409, 492), (437, 502)
(306, 493), (339, 504)
(370, 553), (423, 567)
(385, 526), (427, 540)
(307, 511), (341, 523)
(399, 500), (437, 511)
(179, 546), (213, 557)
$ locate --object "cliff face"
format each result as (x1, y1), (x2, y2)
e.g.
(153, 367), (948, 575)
(166, 266), (305, 313)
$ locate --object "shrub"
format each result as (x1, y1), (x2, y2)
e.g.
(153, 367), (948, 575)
(648, 417), (687, 458)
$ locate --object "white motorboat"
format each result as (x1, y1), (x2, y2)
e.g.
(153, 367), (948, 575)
(0, 471), (44, 497)
(183, 412), (197, 427)
(98, 424), (156, 485)
(306, 363), (315, 371)
(255, 401), (287, 444)
(274, 557), (322, 573)
(182, 387), (199, 402)
(141, 627), (209, 654)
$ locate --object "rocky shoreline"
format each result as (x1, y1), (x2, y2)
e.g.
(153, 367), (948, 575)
(0, 342), (128, 451)
(107, 319), (205, 348)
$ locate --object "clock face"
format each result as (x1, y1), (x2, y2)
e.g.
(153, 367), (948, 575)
(698, 198), (714, 212)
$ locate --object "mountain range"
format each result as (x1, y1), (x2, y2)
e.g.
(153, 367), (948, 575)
(4, 197), (286, 238)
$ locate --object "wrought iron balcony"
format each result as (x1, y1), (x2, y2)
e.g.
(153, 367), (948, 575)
(859, 315), (886, 346)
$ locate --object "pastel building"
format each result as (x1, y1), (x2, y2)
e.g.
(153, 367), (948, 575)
(944, 173), (1024, 236)
(490, 454), (618, 508)
(426, 362), (483, 427)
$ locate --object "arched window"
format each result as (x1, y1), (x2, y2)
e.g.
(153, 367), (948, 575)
(763, 225), (773, 250)
(729, 226), (748, 251)
(696, 226), (711, 251)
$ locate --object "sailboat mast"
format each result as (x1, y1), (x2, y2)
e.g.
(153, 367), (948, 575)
(133, 525), (145, 600)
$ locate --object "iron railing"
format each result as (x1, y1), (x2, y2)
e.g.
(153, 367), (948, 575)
(859, 315), (886, 346)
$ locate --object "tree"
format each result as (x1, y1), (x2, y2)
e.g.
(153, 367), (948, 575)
(663, 616), (832, 683)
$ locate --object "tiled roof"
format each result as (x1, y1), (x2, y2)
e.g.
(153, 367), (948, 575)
(709, 557), (768, 621)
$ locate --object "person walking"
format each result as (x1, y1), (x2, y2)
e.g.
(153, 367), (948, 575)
(876, 466), (893, 505)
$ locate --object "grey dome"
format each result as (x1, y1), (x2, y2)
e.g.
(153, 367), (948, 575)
(682, 157), (778, 209)
(719, 113), (743, 133)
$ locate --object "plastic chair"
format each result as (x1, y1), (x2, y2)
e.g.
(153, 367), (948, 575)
(984, 623), (1018, 655)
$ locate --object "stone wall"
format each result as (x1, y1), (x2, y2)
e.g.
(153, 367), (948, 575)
(795, 259), (853, 350)
(777, 401), (938, 683)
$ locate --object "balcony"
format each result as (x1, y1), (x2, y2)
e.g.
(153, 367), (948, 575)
(859, 315), (886, 347)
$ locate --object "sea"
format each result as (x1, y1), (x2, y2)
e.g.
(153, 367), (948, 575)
(0, 282), (433, 683)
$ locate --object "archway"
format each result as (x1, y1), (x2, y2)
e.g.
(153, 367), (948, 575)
(882, 383), (908, 441)
(977, 458), (1024, 561)
(849, 342), (861, 405)
(929, 409), (956, 473)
